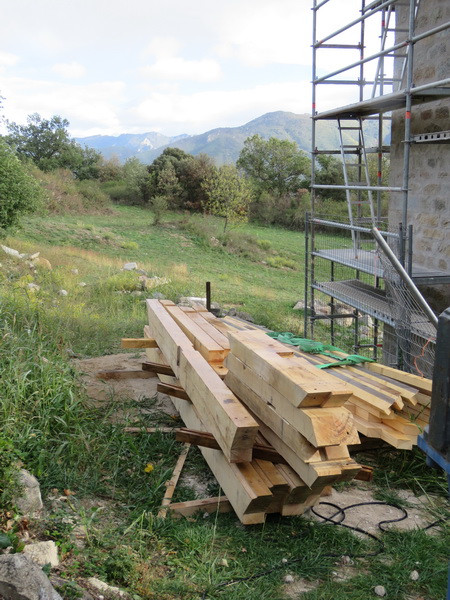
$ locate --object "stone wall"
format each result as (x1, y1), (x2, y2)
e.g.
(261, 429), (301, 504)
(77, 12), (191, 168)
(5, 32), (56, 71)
(389, 0), (450, 304)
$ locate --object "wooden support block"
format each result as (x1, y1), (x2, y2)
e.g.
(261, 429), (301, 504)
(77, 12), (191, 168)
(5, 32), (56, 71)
(147, 299), (258, 463)
(164, 304), (228, 364)
(226, 355), (359, 447)
(168, 496), (233, 518)
(228, 329), (352, 408)
(157, 382), (190, 401)
(355, 465), (374, 482)
(142, 361), (175, 376)
(175, 428), (287, 463)
(121, 338), (158, 349)
(96, 369), (157, 380)
(158, 443), (190, 518)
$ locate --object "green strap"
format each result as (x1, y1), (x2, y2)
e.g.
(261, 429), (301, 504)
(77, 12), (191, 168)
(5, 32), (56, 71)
(266, 332), (374, 368)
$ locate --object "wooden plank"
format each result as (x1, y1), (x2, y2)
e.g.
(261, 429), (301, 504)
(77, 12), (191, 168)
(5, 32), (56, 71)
(96, 369), (157, 380)
(170, 396), (270, 522)
(146, 300), (258, 463)
(366, 363), (433, 394)
(121, 338), (158, 349)
(158, 443), (190, 518)
(123, 427), (175, 434)
(226, 354), (359, 447)
(169, 496), (233, 518)
(157, 382), (190, 401)
(163, 304), (228, 364)
(228, 329), (352, 408)
(186, 310), (230, 350)
(351, 415), (414, 449)
(142, 361), (175, 376)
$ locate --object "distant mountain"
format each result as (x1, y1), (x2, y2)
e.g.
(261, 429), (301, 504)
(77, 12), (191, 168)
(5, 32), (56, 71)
(76, 111), (383, 165)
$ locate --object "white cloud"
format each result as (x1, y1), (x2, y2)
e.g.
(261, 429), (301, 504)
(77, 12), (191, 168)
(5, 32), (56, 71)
(51, 61), (86, 79)
(140, 57), (221, 82)
(0, 51), (19, 71)
(143, 36), (181, 59)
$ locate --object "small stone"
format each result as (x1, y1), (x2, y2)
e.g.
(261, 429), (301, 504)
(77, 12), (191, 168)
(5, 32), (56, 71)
(410, 570), (419, 581)
(27, 283), (40, 292)
(23, 540), (59, 567)
(79, 282), (87, 287)
(86, 577), (126, 597)
(58, 289), (68, 296)
(71, 268), (79, 275)
(293, 300), (305, 310)
(123, 262), (138, 271)
(14, 470), (43, 516)
(152, 291), (166, 299)
(374, 585), (386, 597)
(202, 512), (210, 519)
(284, 575), (294, 584)
(281, 558), (288, 564)
(219, 558), (229, 567)
(341, 555), (353, 565)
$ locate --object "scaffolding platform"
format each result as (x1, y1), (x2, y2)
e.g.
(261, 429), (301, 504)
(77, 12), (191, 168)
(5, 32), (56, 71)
(314, 86), (450, 120)
(312, 248), (450, 285)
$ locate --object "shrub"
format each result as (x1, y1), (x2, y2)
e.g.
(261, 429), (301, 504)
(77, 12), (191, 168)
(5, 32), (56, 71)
(0, 139), (45, 233)
(75, 180), (111, 212)
(150, 195), (168, 225)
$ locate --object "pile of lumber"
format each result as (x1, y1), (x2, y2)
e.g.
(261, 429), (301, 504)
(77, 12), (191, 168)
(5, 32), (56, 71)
(223, 316), (431, 450)
(142, 300), (362, 524)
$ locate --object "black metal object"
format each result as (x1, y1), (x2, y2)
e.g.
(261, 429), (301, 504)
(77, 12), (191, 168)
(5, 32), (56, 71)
(206, 281), (211, 312)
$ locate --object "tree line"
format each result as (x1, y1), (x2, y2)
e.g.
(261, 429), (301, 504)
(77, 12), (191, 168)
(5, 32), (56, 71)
(1, 108), (385, 233)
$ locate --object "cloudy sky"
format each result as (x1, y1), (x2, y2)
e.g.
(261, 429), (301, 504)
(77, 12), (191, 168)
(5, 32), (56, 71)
(0, 0), (383, 138)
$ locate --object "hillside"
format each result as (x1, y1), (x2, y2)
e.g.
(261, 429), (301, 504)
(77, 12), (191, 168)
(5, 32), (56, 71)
(76, 111), (383, 165)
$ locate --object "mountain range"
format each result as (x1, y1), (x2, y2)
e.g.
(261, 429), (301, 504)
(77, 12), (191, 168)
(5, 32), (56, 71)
(76, 111), (383, 165)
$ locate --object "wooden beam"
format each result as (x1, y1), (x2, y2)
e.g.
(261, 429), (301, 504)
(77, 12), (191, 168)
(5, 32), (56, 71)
(158, 443), (190, 518)
(121, 338), (158, 349)
(124, 427), (175, 434)
(185, 310), (230, 350)
(366, 363), (432, 394)
(228, 329), (352, 408)
(146, 299), (259, 463)
(142, 361), (175, 377)
(96, 369), (157, 380)
(225, 354), (359, 448)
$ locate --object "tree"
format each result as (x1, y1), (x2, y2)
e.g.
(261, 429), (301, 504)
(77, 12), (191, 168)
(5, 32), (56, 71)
(5, 113), (101, 178)
(123, 157), (149, 202)
(201, 164), (253, 231)
(237, 135), (310, 197)
(314, 155), (345, 201)
(0, 138), (46, 232)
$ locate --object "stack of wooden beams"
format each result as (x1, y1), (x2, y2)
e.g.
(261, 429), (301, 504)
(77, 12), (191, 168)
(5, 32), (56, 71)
(223, 316), (431, 450)
(143, 299), (362, 524)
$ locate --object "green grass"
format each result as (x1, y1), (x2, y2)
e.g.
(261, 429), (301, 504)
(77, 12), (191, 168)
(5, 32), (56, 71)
(1, 205), (448, 600)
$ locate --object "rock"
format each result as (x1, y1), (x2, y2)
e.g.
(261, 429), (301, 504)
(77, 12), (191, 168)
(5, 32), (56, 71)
(281, 558), (288, 564)
(27, 283), (40, 292)
(85, 577), (127, 598)
(123, 262), (138, 271)
(218, 558), (229, 567)
(0, 554), (62, 600)
(293, 300), (305, 310)
(284, 575), (295, 584)
(15, 470), (43, 516)
(36, 257), (52, 270)
(409, 570), (419, 581)
(79, 282), (87, 287)
(360, 326), (370, 337)
(340, 555), (353, 565)
(236, 311), (254, 323)
(71, 268), (79, 275)
(374, 585), (387, 597)
(58, 289), (68, 296)
(50, 576), (94, 600)
(131, 290), (142, 296)
(29, 252), (40, 260)
(152, 291), (166, 299)
(227, 308), (237, 316)
(23, 541), (59, 567)
(1, 245), (24, 259)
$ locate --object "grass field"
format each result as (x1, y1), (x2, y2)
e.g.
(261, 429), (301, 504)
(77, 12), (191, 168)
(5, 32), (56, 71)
(1, 205), (448, 600)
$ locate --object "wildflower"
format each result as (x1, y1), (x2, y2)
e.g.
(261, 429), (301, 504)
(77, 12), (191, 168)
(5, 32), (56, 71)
(144, 463), (154, 473)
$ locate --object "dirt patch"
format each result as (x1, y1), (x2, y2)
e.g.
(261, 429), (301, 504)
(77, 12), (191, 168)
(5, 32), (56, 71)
(283, 577), (319, 598)
(308, 483), (437, 536)
(73, 353), (177, 419)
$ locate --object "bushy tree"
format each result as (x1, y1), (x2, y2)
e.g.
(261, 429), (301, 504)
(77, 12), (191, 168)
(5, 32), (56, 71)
(237, 135), (310, 197)
(314, 154), (345, 201)
(0, 138), (45, 232)
(202, 164), (253, 231)
(5, 113), (101, 178)
(123, 157), (149, 202)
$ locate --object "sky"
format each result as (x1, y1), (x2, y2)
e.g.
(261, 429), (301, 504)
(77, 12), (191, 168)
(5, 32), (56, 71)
(0, 0), (385, 138)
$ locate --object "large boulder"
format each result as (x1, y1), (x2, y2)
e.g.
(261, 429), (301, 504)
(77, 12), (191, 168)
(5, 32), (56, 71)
(0, 554), (62, 600)
(14, 470), (43, 517)
(23, 541), (59, 567)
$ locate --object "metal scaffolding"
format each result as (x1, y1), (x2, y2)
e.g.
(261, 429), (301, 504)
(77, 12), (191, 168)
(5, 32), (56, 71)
(305, 0), (450, 373)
